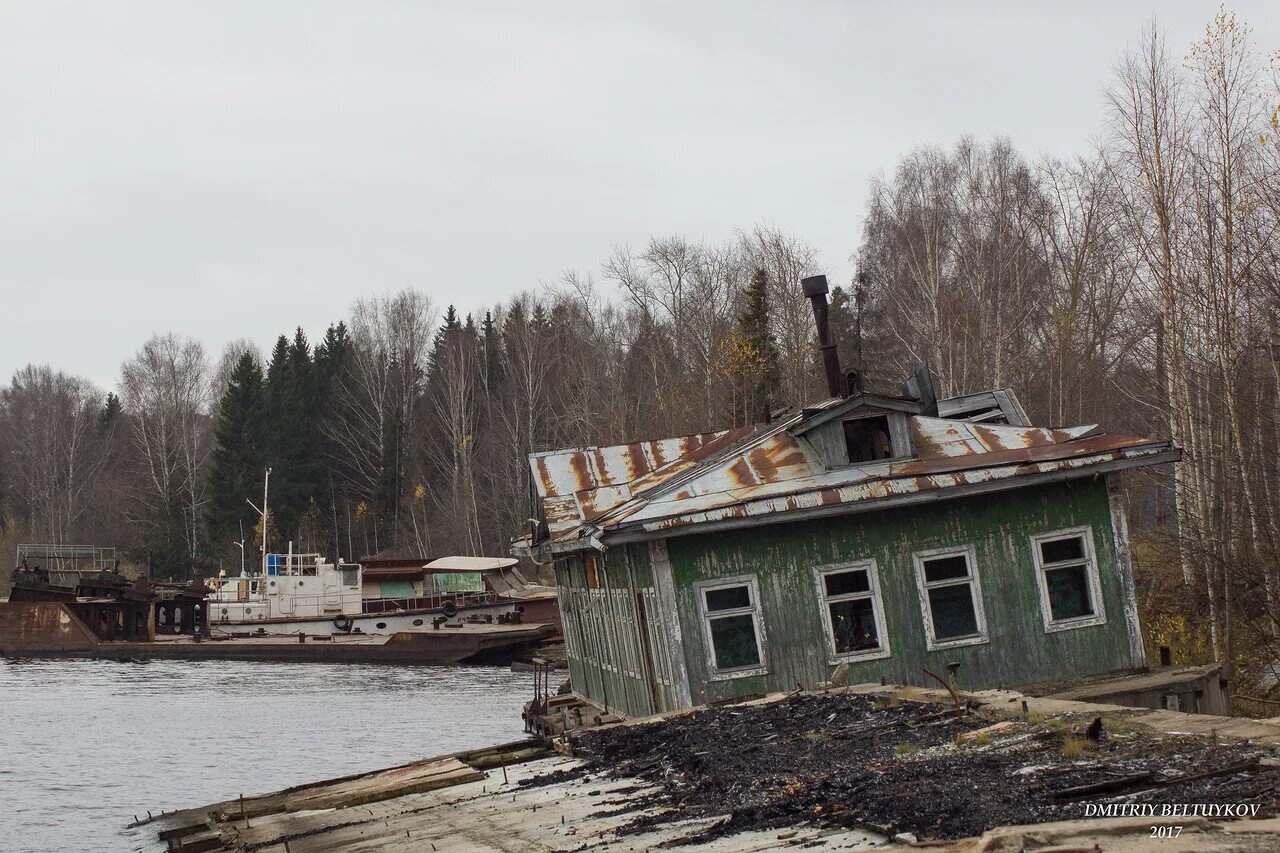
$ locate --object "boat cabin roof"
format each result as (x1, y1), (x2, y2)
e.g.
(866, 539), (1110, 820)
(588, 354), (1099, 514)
(424, 556), (519, 573)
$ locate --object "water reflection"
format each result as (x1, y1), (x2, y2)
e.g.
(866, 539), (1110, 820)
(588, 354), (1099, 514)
(0, 657), (531, 853)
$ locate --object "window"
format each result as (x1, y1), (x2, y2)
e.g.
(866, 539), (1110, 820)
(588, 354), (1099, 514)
(340, 567), (359, 587)
(815, 561), (890, 661)
(696, 576), (766, 678)
(843, 416), (894, 463)
(1031, 528), (1106, 631)
(913, 546), (987, 649)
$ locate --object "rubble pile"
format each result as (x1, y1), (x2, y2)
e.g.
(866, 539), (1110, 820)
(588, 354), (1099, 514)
(568, 693), (1280, 843)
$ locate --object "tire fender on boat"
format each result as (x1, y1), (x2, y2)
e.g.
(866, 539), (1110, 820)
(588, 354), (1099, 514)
(333, 614), (352, 632)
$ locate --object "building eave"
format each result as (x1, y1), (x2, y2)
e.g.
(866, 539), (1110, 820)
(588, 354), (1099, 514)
(596, 447), (1179, 547)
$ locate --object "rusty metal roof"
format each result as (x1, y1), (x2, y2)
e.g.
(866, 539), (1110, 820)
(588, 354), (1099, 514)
(526, 398), (1176, 549)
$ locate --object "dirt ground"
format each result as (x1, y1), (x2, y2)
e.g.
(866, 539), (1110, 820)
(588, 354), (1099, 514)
(555, 692), (1280, 844)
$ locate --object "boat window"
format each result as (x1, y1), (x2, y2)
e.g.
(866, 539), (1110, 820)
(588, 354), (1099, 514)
(376, 622), (387, 629)
(340, 567), (359, 587)
(413, 619), (423, 626)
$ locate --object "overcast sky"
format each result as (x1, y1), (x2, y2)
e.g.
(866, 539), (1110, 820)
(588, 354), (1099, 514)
(2, 1), (1277, 392)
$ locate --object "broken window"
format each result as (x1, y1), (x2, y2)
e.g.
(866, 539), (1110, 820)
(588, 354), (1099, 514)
(1031, 528), (1105, 630)
(914, 547), (987, 649)
(816, 561), (888, 659)
(842, 416), (894, 463)
(698, 578), (764, 675)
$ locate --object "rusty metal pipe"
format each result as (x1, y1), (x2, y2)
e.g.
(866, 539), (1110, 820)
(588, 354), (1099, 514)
(801, 274), (844, 398)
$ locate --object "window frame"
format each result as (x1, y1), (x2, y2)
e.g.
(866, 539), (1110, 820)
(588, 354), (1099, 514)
(912, 544), (989, 651)
(1030, 526), (1107, 633)
(694, 575), (768, 680)
(813, 559), (891, 663)
(838, 412), (915, 465)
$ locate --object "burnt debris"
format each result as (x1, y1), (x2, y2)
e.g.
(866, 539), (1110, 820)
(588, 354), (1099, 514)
(566, 692), (1280, 844)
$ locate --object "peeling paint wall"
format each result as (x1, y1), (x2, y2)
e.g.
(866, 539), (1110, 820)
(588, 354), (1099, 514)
(555, 544), (682, 718)
(554, 476), (1143, 716)
(664, 477), (1140, 706)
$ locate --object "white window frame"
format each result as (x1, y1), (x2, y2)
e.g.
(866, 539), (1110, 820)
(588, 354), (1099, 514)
(912, 544), (989, 651)
(694, 575), (767, 680)
(813, 559), (891, 663)
(1030, 526), (1107, 633)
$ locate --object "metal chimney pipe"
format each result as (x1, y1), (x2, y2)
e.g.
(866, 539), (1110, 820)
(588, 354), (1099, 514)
(801, 274), (844, 398)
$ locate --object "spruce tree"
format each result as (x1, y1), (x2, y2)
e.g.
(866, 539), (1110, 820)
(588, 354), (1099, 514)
(262, 334), (301, 546)
(285, 327), (320, 546)
(98, 392), (121, 433)
(205, 352), (266, 563)
(736, 267), (781, 417)
(314, 321), (353, 558)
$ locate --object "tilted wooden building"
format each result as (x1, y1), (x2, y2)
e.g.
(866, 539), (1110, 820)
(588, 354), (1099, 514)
(517, 277), (1179, 718)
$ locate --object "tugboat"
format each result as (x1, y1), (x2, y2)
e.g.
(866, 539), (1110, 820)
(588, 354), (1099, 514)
(205, 552), (559, 637)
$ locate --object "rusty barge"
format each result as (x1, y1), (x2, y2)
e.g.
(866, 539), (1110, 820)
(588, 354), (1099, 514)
(1, 557), (554, 665)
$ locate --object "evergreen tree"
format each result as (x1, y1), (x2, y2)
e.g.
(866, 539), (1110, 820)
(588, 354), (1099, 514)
(287, 327), (321, 541)
(736, 267), (781, 417)
(480, 310), (503, 391)
(98, 392), (122, 433)
(314, 322), (353, 398)
(205, 352), (266, 563)
(314, 321), (353, 559)
(262, 333), (306, 546)
(828, 283), (860, 384)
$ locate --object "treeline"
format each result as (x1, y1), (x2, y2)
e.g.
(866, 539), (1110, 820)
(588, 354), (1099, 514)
(2, 14), (1279, 691)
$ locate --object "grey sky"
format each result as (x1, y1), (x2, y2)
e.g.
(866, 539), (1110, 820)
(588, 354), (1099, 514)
(2, 1), (1276, 392)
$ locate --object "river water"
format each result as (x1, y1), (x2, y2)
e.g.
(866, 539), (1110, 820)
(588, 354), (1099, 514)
(0, 657), (532, 853)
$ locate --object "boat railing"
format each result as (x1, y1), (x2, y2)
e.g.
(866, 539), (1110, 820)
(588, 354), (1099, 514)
(262, 552), (324, 576)
(361, 591), (503, 614)
(207, 589), (505, 617)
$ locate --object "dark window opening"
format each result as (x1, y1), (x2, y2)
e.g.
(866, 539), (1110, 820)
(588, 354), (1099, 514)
(843, 416), (894, 463)
(823, 569), (870, 597)
(918, 551), (984, 644)
(705, 585), (751, 612)
(708, 614), (761, 669)
(923, 555), (969, 583)
(1046, 566), (1093, 620)
(828, 598), (880, 653)
(1036, 533), (1098, 624)
(927, 585), (980, 639)
(701, 581), (763, 672)
(1040, 537), (1085, 564)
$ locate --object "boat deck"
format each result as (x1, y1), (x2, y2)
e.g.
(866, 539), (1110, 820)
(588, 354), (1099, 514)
(0, 599), (554, 664)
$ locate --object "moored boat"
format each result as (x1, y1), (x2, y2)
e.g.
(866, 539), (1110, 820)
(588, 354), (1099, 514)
(205, 553), (559, 637)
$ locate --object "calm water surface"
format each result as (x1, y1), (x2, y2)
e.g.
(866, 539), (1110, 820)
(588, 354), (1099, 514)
(0, 657), (532, 853)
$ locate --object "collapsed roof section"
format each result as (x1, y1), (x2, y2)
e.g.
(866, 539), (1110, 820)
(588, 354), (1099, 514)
(524, 385), (1177, 553)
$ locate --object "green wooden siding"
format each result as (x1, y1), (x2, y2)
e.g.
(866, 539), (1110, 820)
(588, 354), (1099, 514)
(554, 544), (679, 718)
(666, 477), (1140, 706)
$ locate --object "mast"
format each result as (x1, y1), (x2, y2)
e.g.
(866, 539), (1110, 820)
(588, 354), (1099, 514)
(245, 467), (272, 575)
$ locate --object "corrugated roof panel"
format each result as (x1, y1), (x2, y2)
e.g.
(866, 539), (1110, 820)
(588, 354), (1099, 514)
(531, 404), (1174, 545)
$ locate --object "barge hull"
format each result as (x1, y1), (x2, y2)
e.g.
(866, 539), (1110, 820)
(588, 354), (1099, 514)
(0, 601), (553, 665)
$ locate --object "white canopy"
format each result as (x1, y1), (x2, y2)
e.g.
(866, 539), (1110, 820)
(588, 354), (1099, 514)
(424, 556), (519, 573)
